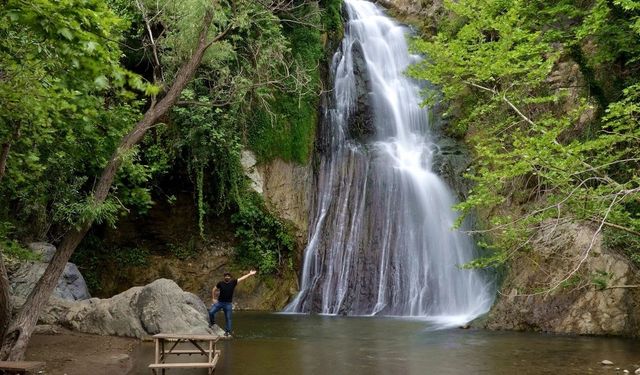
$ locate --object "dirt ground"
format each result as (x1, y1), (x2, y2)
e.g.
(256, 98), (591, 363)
(25, 330), (141, 375)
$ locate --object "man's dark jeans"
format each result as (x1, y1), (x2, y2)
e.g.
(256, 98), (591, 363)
(209, 302), (233, 333)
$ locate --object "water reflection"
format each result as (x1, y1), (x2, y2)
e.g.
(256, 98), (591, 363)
(129, 312), (640, 375)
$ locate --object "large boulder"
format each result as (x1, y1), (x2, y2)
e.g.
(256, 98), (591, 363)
(10, 243), (91, 301)
(32, 279), (223, 338)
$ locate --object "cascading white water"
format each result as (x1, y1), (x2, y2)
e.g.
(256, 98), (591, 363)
(285, 0), (494, 326)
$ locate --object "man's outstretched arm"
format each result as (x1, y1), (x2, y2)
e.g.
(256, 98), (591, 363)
(211, 287), (219, 303)
(237, 270), (257, 283)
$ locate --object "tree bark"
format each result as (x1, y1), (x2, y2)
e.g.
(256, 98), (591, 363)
(0, 251), (11, 344)
(0, 123), (21, 184)
(0, 8), (216, 360)
(0, 143), (10, 183)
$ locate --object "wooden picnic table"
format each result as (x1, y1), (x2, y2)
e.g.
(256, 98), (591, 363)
(148, 333), (220, 375)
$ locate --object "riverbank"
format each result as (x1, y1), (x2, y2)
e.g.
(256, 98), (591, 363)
(22, 313), (640, 375)
(25, 329), (140, 375)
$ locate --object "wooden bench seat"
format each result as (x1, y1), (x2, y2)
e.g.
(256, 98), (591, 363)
(163, 349), (215, 355)
(149, 362), (214, 369)
(0, 361), (45, 374)
(149, 350), (219, 373)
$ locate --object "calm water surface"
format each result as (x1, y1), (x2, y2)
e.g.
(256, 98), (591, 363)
(131, 312), (640, 374)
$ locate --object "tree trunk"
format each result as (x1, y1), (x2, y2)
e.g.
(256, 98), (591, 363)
(0, 142), (10, 183)
(0, 123), (21, 184)
(0, 8), (216, 360)
(0, 251), (11, 344)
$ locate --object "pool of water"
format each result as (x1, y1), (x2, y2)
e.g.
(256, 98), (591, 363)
(130, 312), (640, 374)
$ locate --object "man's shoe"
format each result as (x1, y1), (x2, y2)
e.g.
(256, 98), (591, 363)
(224, 331), (231, 337)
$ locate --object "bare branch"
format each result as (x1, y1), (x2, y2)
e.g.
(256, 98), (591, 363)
(604, 285), (640, 289)
(135, 0), (164, 85)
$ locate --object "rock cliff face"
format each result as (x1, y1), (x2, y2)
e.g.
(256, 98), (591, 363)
(375, 0), (443, 33)
(257, 157), (311, 244)
(96, 238), (299, 311)
(376, 0), (442, 17)
(481, 221), (640, 336)
(92, 152), (310, 311)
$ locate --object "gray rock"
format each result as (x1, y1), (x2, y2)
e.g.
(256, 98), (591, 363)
(28, 242), (56, 262)
(482, 221), (640, 336)
(601, 360), (614, 365)
(10, 261), (90, 301)
(110, 354), (130, 363)
(32, 279), (222, 339)
(241, 150), (263, 194)
(33, 324), (61, 335)
(431, 137), (473, 200)
(135, 278), (212, 336)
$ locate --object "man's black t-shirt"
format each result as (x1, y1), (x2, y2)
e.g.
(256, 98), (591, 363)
(216, 279), (238, 302)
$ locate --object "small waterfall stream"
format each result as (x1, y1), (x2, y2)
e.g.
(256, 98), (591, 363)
(285, 0), (493, 325)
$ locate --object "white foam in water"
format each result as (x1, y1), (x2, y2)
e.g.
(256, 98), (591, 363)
(284, 0), (494, 327)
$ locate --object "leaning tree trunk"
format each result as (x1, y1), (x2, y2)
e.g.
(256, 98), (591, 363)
(0, 123), (21, 184)
(0, 251), (11, 343)
(0, 8), (217, 360)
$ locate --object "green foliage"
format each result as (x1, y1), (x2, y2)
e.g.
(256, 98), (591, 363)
(114, 246), (150, 267)
(70, 235), (103, 292)
(320, 0), (344, 36)
(131, 0), (327, 220)
(72, 235), (150, 292)
(603, 227), (640, 265)
(591, 270), (613, 290)
(53, 196), (122, 229)
(231, 194), (295, 274)
(2, 0), (328, 289)
(167, 238), (199, 260)
(247, 94), (318, 163)
(410, 0), (640, 268)
(0, 0), (154, 239)
(164, 88), (246, 213)
(0, 222), (40, 262)
(559, 275), (583, 290)
(245, 2), (323, 164)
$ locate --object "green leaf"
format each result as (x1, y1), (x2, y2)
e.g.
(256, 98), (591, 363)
(58, 27), (74, 41)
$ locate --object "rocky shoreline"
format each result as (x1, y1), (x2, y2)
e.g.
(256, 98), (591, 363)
(26, 330), (139, 375)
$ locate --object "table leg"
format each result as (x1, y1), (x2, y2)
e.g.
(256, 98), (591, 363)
(154, 339), (160, 365)
(208, 340), (213, 363)
(161, 339), (166, 375)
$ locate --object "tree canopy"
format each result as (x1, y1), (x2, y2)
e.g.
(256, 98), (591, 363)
(0, 0), (338, 360)
(410, 0), (640, 273)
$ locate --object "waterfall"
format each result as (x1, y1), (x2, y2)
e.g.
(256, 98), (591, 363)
(285, 0), (494, 325)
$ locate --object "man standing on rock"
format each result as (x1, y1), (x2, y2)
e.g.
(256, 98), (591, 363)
(209, 270), (257, 336)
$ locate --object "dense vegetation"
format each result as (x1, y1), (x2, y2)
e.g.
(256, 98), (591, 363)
(410, 0), (640, 276)
(0, 0), (340, 359)
(0, 0), (341, 275)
